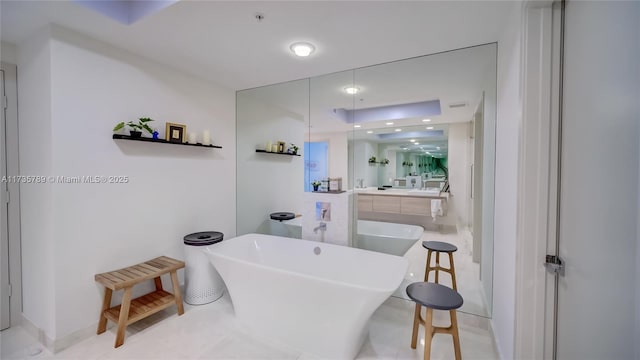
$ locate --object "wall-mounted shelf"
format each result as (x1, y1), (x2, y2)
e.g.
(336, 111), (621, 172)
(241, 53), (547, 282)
(113, 134), (222, 148)
(255, 149), (300, 156)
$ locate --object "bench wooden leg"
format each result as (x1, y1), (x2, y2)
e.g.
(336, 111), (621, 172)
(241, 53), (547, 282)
(434, 252), (440, 284)
(169, 270), (184, 315)
(97, 288), (113, 334)
(154, 276), (163, 291)
(423, 308), (434, 360)
(450, 310), (462, 360)
(424, 250), (433, 282)
(114, 287), (132, 348)
(411, 303), (421, 348)
(448, 253), (458, 291)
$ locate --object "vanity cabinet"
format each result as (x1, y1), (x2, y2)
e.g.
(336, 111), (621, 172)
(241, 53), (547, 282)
(400, 197), (430, 216)
(357, 193), (446, 216)
(358, 195), (373, 212)
(372, 196), (401, 213)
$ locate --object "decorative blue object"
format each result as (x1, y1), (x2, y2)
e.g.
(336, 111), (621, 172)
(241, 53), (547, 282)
(152, 129), (159, 139)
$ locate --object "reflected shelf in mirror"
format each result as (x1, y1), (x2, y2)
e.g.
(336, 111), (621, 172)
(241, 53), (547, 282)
(255, 149), (300, 156)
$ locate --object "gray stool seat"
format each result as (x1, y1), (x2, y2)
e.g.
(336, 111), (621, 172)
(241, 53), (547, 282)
(422, 241), (458, 253)
(406, 282), (463, 310)
(407, 281), (463, 360)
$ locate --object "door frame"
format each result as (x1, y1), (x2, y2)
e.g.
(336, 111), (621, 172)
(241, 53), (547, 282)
(1, 61), (22, 330)
(514, 1), (561, 359)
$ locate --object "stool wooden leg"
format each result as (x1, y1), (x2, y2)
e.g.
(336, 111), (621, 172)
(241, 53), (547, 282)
(114, 287), (132, 348)
(450, 310), (462, 360)
(411, 303), (421, 349)
(97, 288), (112, 334)
(435, 252), (440, 284)
(154, 276), (163, 291)
(170, 270), (185, 315)
(424, 250), (433, 282)
(448, 252), (458, 291)
(423, 308), (434, 360)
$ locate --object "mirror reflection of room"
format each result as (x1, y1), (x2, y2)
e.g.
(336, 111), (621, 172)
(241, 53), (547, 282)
(236, 43), (496, 318)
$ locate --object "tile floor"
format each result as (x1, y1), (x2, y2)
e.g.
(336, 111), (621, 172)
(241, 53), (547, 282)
(393, 228), (489, 317)
(1, 293), (498, 360)
(1, 226), (496, 359)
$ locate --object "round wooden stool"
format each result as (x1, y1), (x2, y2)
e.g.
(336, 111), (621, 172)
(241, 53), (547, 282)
(406, 282), (463, 360)
(422, 241), (458, 290)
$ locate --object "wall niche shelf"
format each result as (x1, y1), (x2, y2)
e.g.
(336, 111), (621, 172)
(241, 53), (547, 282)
(113, 134), (222, 149)
(255, 149), (300, 156)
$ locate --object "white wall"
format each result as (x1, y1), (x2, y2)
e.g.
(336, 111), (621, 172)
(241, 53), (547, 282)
(447, 122), (470, 226)
(1, 41), (17, 64)
(17, 26), (56, 340)
(309, 131), (349, 182)
(301, 192), (352, 247)
(18, 26), (236, 345)
(492, 1), (522, 358)
(377, 146), (397, 186)
(353, 140), (378, 188)
(236, 83), (305, 236)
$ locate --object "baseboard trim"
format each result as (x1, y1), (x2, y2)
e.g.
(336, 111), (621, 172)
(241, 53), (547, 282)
(19, 314), (99, 353)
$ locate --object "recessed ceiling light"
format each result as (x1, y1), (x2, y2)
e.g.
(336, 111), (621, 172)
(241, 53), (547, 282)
(290, 42), (315, 57)
(353, 124), (361, 128)
(344, 87), (360, 95)
(366, 130), (373, 134)
(426, 126), (434, 130)
(395, 128), (402, 132)
(426, 151), (431, 154)
(436, 146), (441, 150)
(414, 142), (420, 145)
(422, 118), (431, 122)
(409, 139), (415, 142)
(386, 122), (394, 125)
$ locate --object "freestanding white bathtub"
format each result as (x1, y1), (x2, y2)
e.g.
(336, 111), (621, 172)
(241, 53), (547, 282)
(204, 233), (407, 359)
(356, 220), (424, 256)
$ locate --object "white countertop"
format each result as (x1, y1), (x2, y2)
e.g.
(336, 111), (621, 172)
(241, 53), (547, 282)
(354, 187), (449, 199)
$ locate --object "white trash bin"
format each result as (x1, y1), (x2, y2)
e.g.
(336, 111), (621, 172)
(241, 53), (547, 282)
(183, 231), (225, 305)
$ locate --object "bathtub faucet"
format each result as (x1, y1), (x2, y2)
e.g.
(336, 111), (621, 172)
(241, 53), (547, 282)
(313, 222), (327, 234)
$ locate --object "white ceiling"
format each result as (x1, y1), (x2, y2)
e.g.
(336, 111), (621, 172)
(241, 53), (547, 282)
(1, 0), (515, 90)
(239, 42), (496, 156)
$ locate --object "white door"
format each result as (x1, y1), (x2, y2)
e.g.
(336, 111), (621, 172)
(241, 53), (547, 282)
(551, 1), (639, 358)
(0, 68), (9, 330)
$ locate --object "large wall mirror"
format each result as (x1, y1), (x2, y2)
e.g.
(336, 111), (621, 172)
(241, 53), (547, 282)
(237, 43), (497, 318)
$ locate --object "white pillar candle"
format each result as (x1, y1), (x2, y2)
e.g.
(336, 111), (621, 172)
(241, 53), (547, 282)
(266, 141), (272, 152)
(188, 132), (197, 144)
(271, 144), (278, 152)
(202, 130), (211, 145)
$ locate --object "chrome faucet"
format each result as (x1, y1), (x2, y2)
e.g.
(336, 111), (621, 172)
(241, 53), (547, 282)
(313, 222), (327, 234)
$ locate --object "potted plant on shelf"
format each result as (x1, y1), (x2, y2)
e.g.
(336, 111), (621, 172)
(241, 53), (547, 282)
(288, 143), (299, 155)
(113, 117), (154, 138)
(368, 156), (377, 164)
(380, 158), (390, 165)
(312, 180), (321, 192)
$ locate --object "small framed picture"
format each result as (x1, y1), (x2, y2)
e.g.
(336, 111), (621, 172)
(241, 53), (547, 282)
(277, 141), (286, 153)
(165, 122), (186, 143)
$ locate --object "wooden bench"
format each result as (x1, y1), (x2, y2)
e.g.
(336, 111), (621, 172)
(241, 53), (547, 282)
(95, 256), (185, 348)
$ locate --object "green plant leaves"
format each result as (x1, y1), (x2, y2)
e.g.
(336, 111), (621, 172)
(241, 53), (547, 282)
(112, 122), (125, 132)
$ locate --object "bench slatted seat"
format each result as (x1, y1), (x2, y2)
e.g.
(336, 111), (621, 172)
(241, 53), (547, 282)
(95, 256), (185, 348)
